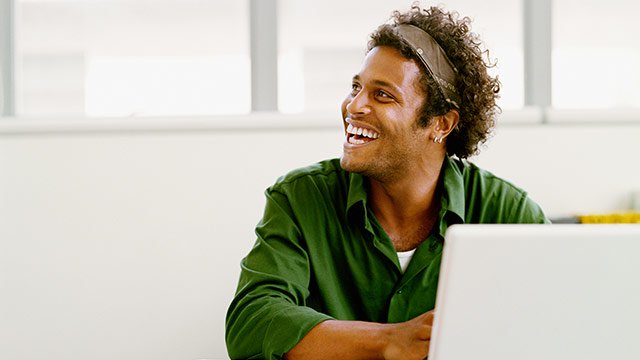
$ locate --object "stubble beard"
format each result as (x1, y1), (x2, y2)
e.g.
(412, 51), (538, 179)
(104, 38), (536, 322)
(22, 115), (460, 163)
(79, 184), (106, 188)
(340, 150), (409, 184)
(340, 121), (428, 183)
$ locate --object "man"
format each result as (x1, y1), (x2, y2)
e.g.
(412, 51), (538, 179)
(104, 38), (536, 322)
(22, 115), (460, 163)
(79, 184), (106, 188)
(226, 5), (548, 360)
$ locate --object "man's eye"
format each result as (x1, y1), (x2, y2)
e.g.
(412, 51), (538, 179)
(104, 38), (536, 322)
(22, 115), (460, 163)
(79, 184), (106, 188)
(376, 90), (392, 99)
(350, 84), (361, 95)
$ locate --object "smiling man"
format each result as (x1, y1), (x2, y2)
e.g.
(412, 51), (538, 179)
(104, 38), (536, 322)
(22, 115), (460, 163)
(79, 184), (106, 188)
(226, 5), (548, 360)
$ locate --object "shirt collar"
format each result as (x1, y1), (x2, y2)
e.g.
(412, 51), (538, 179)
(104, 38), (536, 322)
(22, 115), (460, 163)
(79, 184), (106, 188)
(439, 156), (466, 224)
(346, 171), (368, 215)
(344, 156), (466, 225)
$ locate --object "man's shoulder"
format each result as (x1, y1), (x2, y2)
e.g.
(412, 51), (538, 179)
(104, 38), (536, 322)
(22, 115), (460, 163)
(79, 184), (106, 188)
(451, 157), (528, 197)
(268, 158), (347, 193)
(448, 157), (548, 223)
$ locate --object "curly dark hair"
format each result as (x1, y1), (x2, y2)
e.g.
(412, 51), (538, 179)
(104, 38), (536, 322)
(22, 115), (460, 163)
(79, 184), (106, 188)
(368, 4), (500, 158)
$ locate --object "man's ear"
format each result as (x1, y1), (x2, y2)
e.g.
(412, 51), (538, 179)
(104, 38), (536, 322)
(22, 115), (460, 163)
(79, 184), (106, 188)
(440, 109), (459, 135)
(433, 109), (459, 143)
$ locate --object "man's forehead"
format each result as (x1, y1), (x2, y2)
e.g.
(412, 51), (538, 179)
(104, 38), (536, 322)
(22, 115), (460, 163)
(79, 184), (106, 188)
(355, 46), (423, 92)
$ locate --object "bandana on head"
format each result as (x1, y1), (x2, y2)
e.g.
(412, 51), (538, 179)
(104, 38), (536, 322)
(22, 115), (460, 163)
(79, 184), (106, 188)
(393, 24), (461, 108)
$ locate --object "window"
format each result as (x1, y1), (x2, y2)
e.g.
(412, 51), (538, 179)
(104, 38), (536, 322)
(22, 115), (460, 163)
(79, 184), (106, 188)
(5, 0), (640, 119)
(16, 0), (250, 117)
(553, 0), (640, 109)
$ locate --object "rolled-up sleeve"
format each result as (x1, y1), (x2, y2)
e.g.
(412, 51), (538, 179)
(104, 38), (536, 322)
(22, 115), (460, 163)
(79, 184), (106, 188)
(225, 189), (333, 359)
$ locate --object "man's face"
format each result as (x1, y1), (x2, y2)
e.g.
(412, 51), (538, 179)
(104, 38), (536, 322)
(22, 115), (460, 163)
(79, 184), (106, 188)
(340, 46), (434, 181)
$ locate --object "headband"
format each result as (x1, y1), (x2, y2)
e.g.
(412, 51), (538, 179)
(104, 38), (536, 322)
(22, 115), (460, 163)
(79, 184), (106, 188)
(393, 24), (461, 108)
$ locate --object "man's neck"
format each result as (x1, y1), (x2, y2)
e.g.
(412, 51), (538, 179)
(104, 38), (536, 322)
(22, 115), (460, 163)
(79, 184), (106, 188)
(368, 158), (445, 251)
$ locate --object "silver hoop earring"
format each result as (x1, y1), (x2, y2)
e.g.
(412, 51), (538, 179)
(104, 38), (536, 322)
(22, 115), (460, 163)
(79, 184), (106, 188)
(433, 136), (439, 143)
(438, 137), (444, 144)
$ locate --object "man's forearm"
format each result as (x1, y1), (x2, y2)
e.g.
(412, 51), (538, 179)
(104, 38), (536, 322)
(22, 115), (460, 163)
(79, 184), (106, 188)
(284, 310), (434, 360)
(284, 319), (388, 360)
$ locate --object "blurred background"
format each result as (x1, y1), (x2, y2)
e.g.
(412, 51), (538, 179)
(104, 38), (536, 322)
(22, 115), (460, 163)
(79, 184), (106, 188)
(1, 1), (639, 359)
(5, 0), (640, 115)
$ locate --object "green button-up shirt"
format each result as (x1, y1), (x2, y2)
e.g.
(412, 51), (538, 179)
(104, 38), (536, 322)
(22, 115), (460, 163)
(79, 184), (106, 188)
(226, 157), (549, 359)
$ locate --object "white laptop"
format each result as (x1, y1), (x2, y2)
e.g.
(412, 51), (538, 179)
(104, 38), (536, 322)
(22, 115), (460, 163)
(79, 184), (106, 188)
(429, 224), (640, 360)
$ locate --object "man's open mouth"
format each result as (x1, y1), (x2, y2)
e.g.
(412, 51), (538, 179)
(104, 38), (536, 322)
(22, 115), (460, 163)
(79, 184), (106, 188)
(346, 123), (380, 145)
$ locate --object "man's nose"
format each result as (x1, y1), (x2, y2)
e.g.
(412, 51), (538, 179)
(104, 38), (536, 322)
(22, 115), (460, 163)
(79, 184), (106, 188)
(345, 91), (371, 116)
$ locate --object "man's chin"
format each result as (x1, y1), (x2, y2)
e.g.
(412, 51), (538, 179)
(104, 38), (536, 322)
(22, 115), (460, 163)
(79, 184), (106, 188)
(339, 155), (358, 173)
(340, 155), (398, 183)
(340, 155), (368, 174)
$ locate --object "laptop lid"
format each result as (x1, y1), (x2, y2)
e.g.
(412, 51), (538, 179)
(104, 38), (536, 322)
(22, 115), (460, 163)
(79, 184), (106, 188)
(429, 224), (640, 360)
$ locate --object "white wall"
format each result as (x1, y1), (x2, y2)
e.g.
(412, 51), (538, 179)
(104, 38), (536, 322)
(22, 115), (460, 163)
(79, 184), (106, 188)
(1, 116), (639, 359)
(475, 123), (640, 217)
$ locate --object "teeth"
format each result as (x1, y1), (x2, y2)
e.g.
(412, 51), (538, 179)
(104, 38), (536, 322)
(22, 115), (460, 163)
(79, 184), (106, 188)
(346, 124), (380, 139)
(348, 137), (366, 145)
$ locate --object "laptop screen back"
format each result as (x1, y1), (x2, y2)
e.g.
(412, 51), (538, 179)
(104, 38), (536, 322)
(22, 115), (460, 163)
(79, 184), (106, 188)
(429, 224), (640, 360)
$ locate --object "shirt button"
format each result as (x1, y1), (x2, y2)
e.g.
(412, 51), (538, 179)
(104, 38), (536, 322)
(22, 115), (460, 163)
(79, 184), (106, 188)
(397, 289), (403, 294)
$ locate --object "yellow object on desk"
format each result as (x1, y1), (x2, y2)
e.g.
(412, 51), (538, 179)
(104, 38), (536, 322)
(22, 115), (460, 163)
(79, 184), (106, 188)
(579, 212), (640, 224)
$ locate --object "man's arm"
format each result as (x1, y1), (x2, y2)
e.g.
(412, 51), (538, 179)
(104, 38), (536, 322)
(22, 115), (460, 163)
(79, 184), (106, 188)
(225, 189), (332, 359)
(285, 311), (435, 360)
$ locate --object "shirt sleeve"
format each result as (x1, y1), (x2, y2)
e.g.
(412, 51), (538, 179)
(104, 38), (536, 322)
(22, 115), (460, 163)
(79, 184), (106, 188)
(225, 188), (333, 360)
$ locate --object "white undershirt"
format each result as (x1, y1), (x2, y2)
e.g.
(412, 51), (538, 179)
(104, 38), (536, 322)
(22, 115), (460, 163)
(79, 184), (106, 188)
(397, 249), (417, 273)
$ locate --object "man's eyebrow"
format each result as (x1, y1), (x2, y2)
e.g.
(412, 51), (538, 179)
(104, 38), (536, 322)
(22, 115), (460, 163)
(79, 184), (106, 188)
(352, 75), (402, 95)
(372, 79), (401, 94)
